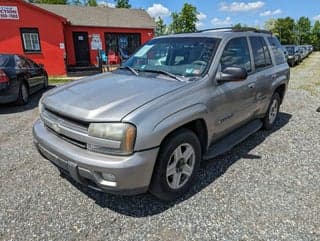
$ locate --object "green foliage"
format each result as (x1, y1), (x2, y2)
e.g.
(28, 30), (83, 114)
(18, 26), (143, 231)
(155, 17), (167, 36)
(311, 20), (320, 50)
(86, 0), (97, 6)
(168, 3), (198, 34)
(233, 23), (242, 29)
(296, 16), (312, 44)
(114, 0), (131, 8)
(272, 17), (296, 44)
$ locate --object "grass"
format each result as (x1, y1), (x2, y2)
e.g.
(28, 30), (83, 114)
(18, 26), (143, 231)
(49, 78), (73, 84)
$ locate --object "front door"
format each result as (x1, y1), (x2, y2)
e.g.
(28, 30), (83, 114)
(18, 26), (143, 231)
(207, 37), (256, 142)
(73, 32), (90, 66)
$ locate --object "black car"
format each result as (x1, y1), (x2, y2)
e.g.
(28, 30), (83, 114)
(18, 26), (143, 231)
(0, 54), (48, 105)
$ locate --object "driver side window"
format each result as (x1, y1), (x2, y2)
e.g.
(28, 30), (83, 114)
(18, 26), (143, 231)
(220, 37), (251, 73)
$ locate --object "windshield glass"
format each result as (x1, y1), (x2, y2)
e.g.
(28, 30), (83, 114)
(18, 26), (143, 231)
(285, 46), (294, 55)
(123, 37), (220, 78)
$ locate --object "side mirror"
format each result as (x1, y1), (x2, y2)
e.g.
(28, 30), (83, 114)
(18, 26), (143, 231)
(216, 67), (248, 83)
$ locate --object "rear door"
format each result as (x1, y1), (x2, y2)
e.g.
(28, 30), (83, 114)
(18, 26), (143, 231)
(25, 58), (45, 87)
(248, 36), (274, 115)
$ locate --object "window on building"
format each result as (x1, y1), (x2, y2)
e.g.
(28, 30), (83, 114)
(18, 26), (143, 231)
(20, 28), (41, 52)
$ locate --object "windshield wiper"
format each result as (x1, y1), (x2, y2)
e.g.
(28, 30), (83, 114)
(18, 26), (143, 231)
(140, 69), (183, 81)
(119, 66), (139, 76)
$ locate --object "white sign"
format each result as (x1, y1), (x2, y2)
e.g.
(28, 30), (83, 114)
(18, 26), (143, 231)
(59, 43), (65, 49)
(0, 6), (19, 20)
(91, 34), (102, 50)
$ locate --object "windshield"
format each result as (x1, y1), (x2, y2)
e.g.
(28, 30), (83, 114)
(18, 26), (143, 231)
(122, 37), (220, 79)
(285, 46), (294, 55)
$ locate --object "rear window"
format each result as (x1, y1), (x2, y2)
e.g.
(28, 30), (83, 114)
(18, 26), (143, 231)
(0, 55), (13, 67)
(267, 37), (286, 65)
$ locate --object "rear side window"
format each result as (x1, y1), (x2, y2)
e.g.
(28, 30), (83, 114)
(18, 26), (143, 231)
(220, 37), (251, 73)
(14, 56), (31, 69)
(0, 55), (14, 67)
(267, 37), (286, 65)
(249, 37), (272, 71)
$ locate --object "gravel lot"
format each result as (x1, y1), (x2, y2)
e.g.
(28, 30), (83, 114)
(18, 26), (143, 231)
(1, 53), (320, 241)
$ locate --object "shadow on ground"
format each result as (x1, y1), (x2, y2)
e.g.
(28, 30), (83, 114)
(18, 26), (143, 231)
(61, 112), (292, 217)
(0, 86), (55, 114)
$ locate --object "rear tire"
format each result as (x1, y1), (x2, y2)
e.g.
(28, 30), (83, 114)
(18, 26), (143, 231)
(149, 129), (201, 201)
(16, 81), (29, 105)
(43, 75), (49, 89)
(262, 92), (280, 130)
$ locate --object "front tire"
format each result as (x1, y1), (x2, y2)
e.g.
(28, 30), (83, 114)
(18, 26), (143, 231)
(149, 129), (201, 201)
(262, 92), (280, 130)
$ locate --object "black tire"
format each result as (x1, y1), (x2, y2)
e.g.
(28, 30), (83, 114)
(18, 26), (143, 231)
(149, 129), (201, 201)
(262, 92), (280, 130)
(16, 81), (29, 105)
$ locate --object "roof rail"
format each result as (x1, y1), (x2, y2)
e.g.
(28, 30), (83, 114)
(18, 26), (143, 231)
(198, 27), (272, 35)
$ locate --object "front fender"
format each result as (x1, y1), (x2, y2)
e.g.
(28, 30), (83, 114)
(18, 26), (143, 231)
(134, 103), (209, 151)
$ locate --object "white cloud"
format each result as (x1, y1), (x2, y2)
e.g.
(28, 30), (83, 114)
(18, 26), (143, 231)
(314, 14), (320, 21)
(220, 1), (265, 12)
(147, 4), (171, 19)
(260, 9), (282, 17)
(196, 12), (207, 29)
(98, 1), (115, 8)
(196, 21), (204, 28)
(197, 12), (207, 21)
(211, 17), (232, 26)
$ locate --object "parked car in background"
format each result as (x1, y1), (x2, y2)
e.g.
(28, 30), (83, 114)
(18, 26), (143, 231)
(298, 46), (308, 59)
(284, 45), (301, 67)
(33, 28), (289, 201)
(0, 54), (48, 105)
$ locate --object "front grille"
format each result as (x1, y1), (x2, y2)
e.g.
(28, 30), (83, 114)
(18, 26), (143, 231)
(46, 126), (87, 149)
(43, 108), (88, 133)
(42, 108), (89, 149)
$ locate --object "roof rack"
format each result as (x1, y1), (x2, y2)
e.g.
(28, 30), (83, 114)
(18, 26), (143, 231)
(197, 27), (272, 35)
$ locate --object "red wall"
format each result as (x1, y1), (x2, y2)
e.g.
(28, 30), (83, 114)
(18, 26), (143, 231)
(65, 25), (154, 66)
(0, 0), (155, 76)
(0, 0), (66, 76)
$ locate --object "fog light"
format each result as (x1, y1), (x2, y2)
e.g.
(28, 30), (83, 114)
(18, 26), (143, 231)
(102, 173), (116, 182)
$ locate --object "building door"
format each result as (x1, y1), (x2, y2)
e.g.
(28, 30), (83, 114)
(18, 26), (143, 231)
(73, 32), (90, 66)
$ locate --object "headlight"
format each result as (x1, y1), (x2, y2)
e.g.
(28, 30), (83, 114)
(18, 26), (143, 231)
(88, 123), (136, 155)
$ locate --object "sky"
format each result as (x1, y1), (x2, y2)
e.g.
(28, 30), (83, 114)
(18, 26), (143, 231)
(97, 0), (320, 29)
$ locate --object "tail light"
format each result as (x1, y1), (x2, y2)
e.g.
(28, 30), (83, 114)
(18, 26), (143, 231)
(0, 70), (9, 83)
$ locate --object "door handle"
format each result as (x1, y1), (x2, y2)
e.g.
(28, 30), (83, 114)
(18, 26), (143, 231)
(248, 83), (255, 89)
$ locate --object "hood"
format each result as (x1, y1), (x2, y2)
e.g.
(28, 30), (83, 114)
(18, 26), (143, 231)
(43, 73), (185, 122)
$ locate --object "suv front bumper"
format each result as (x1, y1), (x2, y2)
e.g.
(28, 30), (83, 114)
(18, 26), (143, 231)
(33, 119), (159, 195)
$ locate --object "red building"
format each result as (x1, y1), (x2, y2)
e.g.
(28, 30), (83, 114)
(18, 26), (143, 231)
(0, 0), (155, 76)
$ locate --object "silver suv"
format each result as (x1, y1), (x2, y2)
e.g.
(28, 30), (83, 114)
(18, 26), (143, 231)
(33, 28), (289, 201)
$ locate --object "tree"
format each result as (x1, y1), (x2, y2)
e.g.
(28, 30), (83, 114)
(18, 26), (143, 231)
(264, 18), (276, 31)
(86, 0), (97, 6)
(155, 17), (167, 36)
(233, 23), (242, 29)
(114, 0), (131, 8)
(311, 20), (320, 50)
(169, 3), (198, 33)
(296, 16), (311, 44)
(271, 17), (295, 44)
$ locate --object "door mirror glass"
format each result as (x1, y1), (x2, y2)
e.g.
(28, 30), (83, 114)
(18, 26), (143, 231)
(216, 67), (248, 83)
